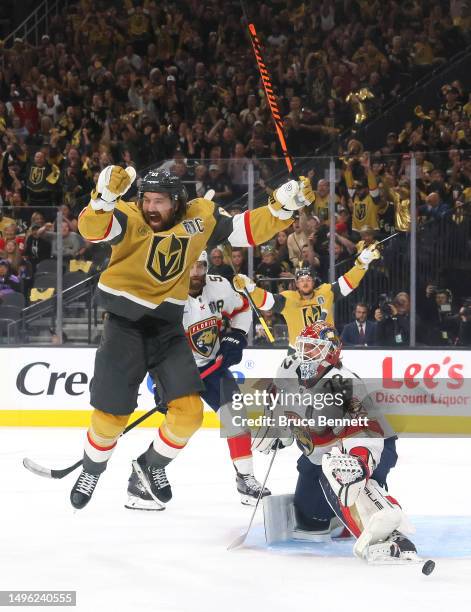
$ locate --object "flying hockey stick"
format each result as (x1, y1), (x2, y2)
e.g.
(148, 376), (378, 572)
(227, 445), (278, 550)
(23, 358), (224, 480)
(240, 0), (295, 177)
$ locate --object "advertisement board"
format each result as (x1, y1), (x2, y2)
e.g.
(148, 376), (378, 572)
(0, 348), (470, 433)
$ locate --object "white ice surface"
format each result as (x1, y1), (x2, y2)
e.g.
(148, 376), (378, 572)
(0, 429), (470, 612)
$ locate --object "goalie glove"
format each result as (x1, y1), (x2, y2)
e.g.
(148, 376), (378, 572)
(268, 176), (315, 219)
(321, 446), (375, 507)
(91, 165), (137, 211)
(355, 242), (381, 269)
(233, 273), (256, 294)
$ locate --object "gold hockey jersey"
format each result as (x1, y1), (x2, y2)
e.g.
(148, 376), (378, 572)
(250, 265), (367, 346)
(78, 196), (291, 321)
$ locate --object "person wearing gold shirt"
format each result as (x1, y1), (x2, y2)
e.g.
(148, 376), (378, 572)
(70, 164), (315, 510)
(233, 243), (379, 349)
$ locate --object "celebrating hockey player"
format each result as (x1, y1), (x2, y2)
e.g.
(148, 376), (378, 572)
(126, 251), (270, 509)
(233, 243), (380, 349)
(255, 321), (424, 565)
(72, 165), (314, 510)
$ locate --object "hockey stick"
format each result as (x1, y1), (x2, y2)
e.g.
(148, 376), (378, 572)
(334, 231), (401, 268)
(227, 445), (278, 550)
(240, 0), (295, 177)
(22, 358), (224, 480)
(243, 288), (275, 344)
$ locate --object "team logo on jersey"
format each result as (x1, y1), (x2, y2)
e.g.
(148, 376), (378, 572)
(284, 410), (314, 456)
(29, 166), (45, 185)
(146, 233), (190, 282)
(182, 218), (204, 235)
(302, 305), (322, 326)
(355, 202), (367, 220)
(138, 224), (151, 236)
(188, 317), (219, 357)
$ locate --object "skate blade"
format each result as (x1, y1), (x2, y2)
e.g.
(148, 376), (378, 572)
(131, 460), (166, 510)
(124, 495), (165, 512)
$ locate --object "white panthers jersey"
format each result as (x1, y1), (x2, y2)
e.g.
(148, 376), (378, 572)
(273, 354), (393, 466)
(183, 274), (252, 367)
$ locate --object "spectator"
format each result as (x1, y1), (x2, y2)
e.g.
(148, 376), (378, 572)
(208, 247), (233, 282)
(25, 151), (61, 207)
(1, 239), (23, 274)
(0, 258), (20, 299)
(456, 303), (471, 346)
(230, 248), (247, 276)
(23, 224), (52, 271)
(341, 303), (376, 346)
(274, 230), (291, 270)
(36, 221), (84, 260)
(287, 216), (308, 269)
(375, 292), (425, 346)
(255, 246), (283, 293)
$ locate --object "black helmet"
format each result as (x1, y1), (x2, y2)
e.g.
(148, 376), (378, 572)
(295, 267), (320, 287)
(138, 169), (188, 209)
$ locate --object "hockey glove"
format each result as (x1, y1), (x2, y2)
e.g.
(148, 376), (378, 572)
(216, 330), (248, 368)
(268, 176), (315, 219)
(355, 242), (381, 269)
(91, 165), (137, 211)
(233, 274), (256, 294)
(322, 446), (374, 507)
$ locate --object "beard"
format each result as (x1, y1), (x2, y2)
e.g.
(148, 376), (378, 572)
(142, 208), (175, 232)
(189, 275), (206, 296)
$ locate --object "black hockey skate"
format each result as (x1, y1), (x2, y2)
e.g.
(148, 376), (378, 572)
(124, 467), (165, 511)
(70, 469), (101, 509)
(236, 472), (271, 506)
(131, 454), (172, 506)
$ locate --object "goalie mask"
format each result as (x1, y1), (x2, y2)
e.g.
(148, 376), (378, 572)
(295, 321), (342, 380)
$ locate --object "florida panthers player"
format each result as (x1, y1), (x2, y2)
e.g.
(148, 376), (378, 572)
(126, 251), (270, 509)
(256, 321), (430, 567)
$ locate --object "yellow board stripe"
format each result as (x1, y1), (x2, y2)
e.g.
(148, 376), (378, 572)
(1, 411), (471, 434)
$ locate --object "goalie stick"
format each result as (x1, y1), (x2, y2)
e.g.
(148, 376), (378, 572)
(228, 445), (278, 550)
(22, 356), (224, 480)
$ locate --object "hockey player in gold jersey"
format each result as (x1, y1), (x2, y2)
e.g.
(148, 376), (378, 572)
(70, 164), (315, 509)
(233, 243), (379, 349)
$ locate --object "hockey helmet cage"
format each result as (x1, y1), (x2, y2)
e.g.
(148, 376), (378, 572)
(295, 321), (342, 379)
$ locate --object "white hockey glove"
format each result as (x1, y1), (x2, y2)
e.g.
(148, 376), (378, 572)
(355, 242), (381, 269)
(233, 273), (256, 294)
(252, 431), (294, 454)
(322, 446), (375, 507)
(91, 165), (137, 211)
(268, 176), (315, 219)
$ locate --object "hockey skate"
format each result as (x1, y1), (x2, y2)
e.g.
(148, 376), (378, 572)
(131, 454), (172, 506)
(236, 472), (271, 506)
(125, 467), (165, 511)
(70, 469), (101, 510)
(364, 531), (422, 565)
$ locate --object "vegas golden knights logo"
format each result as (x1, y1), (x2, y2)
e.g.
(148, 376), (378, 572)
(29, 166), (45, 185)
(355, 202), (366, 220)
(302, 305), (322, 327)
(146, 234), (190, 282)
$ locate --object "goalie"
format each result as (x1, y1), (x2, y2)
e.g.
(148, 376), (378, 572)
(254, 321), (427, 566)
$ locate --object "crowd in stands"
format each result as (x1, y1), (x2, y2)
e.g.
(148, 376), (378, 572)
(0, 0), (470, 345)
